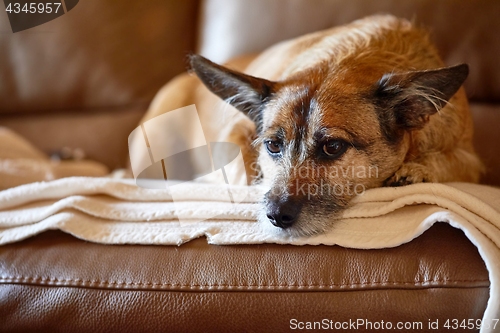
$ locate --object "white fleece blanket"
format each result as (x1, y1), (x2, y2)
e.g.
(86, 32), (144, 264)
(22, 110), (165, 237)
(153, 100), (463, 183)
(0, 177), (499, 331)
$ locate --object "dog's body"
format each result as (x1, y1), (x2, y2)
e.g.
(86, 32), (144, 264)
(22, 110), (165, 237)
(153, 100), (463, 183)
(142, 15), (482, 236)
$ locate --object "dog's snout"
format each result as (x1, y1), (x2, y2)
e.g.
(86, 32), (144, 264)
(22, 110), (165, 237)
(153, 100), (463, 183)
(266, 197), (302, 229)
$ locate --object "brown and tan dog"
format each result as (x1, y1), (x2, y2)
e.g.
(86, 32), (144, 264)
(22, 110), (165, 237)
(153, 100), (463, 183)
(144, 15), (483, 236)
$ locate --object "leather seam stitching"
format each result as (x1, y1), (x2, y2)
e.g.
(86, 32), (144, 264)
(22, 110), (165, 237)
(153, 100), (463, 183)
(0, 276), (490, 288)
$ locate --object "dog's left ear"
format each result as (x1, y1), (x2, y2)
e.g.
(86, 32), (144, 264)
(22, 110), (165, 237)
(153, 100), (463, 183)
(376, 64), (469, 130)
(189, 54), (276, 129)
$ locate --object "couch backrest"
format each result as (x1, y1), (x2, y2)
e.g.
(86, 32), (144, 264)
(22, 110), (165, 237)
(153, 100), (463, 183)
(0, 0), (199, 115)
(0, 0), (199, 168)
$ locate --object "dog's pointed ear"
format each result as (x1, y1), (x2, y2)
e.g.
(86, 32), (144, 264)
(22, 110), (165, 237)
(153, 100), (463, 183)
(375, 64), (469, 130)
(189, 54), (276, 127)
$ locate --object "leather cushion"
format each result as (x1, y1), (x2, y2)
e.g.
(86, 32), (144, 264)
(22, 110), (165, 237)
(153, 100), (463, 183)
(0, 223), (489, 332)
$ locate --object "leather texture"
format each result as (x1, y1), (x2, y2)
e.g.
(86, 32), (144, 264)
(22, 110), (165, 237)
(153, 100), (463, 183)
(0, 0), (199, 114)
(0, 0), (199, 169)
(471, 103), (500, 187)
(0, 224), (489, 332)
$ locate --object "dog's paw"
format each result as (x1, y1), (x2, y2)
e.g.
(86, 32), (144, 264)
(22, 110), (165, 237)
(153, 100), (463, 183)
(384, 163), (437, 187)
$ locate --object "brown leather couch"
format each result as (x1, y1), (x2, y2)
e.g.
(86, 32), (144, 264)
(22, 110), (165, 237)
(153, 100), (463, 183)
(1, 1), (499, 332)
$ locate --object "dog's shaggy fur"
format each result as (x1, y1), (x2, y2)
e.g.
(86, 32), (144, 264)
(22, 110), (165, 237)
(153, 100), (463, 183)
(143, 15), (483, 236)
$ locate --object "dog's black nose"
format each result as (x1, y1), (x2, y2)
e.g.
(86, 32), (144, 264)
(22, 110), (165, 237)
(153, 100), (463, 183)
(266, 197), (302, 229)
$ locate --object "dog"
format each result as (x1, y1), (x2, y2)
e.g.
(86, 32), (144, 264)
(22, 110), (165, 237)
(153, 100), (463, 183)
(143, 15), (483, 237)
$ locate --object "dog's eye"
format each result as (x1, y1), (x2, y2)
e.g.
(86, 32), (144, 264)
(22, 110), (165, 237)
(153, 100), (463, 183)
(265, 140), (282, 155)
(322, 140), (347, 158)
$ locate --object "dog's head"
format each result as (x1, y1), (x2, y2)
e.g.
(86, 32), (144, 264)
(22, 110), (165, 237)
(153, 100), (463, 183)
(190, 54), (468, 236)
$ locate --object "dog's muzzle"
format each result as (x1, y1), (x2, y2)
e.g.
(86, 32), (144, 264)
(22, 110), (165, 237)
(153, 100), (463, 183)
(265, 194), (303, 229)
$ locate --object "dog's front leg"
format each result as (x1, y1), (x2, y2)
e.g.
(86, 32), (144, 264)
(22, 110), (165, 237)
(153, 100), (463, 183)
(384, 162), (437, 186)
(384, 147), (483, 187)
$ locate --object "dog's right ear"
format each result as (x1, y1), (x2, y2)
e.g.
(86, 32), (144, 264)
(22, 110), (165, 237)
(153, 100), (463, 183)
(189, 54), (275, 128)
